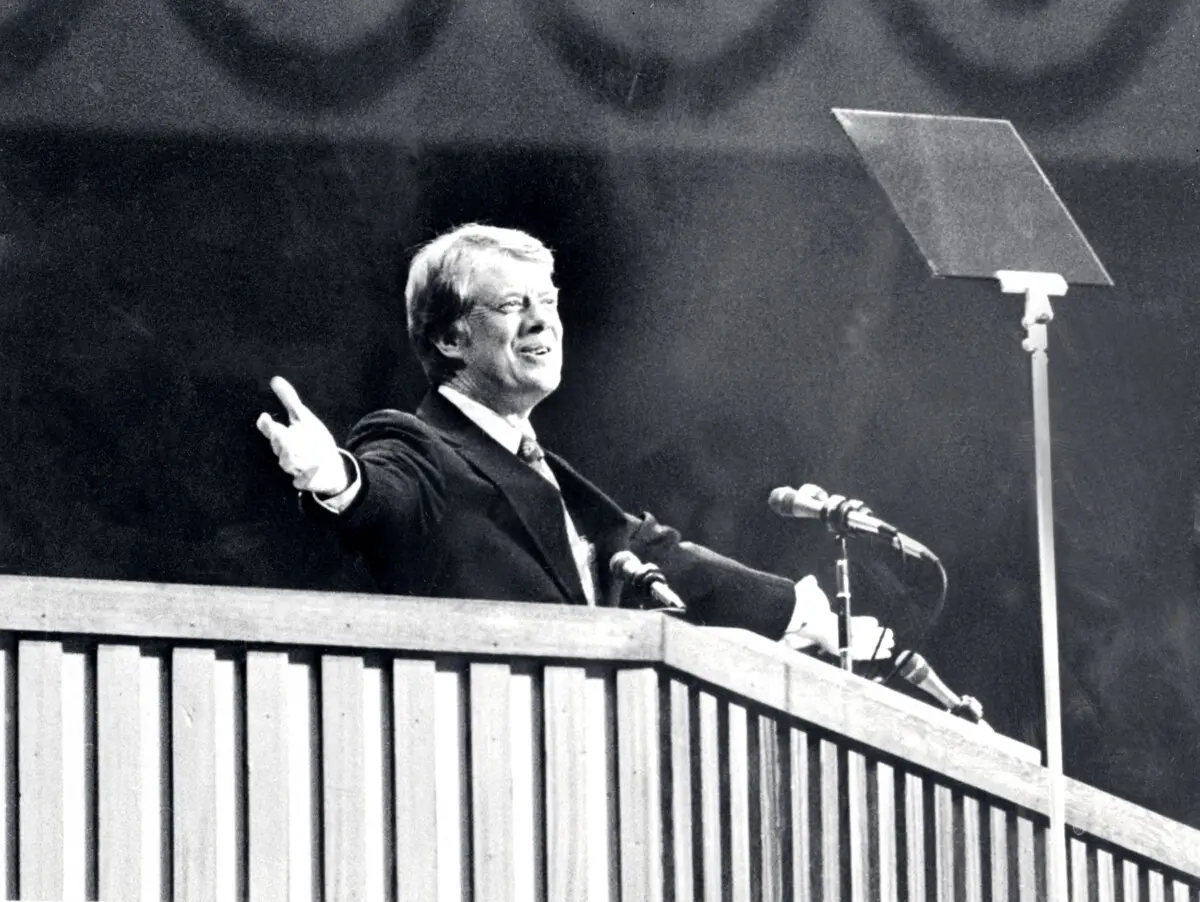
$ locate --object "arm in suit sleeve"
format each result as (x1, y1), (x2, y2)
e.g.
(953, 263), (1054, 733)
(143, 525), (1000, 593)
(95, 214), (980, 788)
(300, 411), (447, 556)
(625, 512), (796, 640)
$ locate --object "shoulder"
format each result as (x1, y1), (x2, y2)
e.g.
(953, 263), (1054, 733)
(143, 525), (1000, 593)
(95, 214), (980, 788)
(345, 409), (440, 452)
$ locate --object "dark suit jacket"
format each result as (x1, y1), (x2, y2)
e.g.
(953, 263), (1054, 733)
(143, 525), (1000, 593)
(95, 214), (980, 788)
(303, 391), (796, 639)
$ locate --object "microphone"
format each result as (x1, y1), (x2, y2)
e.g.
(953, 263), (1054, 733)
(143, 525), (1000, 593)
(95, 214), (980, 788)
(768, 484), (934, 560)
(609, 551), (686, 612)
(894, 650), (988, 726)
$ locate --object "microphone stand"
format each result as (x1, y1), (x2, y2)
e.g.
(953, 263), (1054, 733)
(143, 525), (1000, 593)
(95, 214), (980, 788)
(824, 496), (868, 674)
(834, 535), (853, 673)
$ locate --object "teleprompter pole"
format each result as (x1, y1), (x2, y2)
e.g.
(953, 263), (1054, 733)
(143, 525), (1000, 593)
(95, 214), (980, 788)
(997, 269), (1070, 902)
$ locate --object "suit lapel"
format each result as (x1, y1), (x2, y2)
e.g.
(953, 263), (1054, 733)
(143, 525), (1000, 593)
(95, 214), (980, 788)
(545, 451), (637, 607)
(417, 392), (586, 603)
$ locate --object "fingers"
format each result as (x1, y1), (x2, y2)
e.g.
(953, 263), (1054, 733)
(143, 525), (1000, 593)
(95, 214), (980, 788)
(852, 621), (895, 661)
(788, 574), (832, 634)
(782, 609), (895, 662)
(874, 627), (896, 657)
(290, 464), (321, 490)
(256, 412), (279, 440)
(269, 376), (308, 423)
(780, 633), (818, 651)
(256, 413), (287, 456)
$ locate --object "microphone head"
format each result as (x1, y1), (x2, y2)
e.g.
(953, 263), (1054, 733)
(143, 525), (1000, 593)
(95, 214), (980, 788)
(895, 650), (927, 683)
(609, 550), (639, 577)
(768, 484), (827, 519)
(767, 487), (794, 516)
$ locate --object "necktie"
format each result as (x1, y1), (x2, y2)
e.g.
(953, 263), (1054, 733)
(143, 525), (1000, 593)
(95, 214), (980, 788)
(517, 434), (556, 484)
(516, 434), (597, 605)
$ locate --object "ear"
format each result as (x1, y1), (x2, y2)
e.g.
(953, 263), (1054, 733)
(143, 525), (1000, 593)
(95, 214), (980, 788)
(433, 321), (469, 360)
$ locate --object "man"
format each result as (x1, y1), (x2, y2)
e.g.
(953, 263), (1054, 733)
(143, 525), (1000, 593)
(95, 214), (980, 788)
(257, 223), (891, 655)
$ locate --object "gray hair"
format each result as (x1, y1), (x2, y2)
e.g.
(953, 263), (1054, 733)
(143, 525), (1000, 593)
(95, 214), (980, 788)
(405, 224), (555, 384)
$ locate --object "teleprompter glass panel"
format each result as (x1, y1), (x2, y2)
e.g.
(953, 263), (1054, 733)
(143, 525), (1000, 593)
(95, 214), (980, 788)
(833, 109), (1112, 287)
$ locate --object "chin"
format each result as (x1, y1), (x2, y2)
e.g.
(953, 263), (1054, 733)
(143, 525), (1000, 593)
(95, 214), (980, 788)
(536, 377), (562, 397)
(527, 372), (562, 398)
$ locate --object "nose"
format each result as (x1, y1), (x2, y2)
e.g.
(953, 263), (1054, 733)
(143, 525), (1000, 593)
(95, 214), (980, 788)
(522, 299), (558, 332)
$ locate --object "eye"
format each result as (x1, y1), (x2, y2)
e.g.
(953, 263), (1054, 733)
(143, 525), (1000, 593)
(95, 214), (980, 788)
(496, 298), (524, 313)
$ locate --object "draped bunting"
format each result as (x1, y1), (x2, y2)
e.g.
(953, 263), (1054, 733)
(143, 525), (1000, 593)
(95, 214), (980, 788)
(865, 0), (1187, 123)
(0, 0), (101, 86)
(521, 0), (820, 116)
(163, 0), (456, 111)
(0, 0), (1187, 128)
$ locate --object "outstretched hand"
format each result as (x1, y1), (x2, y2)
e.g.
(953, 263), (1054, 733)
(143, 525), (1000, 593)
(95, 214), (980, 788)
(784, 575), (895, 661)
(256, 376), (348, 495)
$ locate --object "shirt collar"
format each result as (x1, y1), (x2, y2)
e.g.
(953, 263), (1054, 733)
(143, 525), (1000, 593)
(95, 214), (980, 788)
(437, 384), (533, 455)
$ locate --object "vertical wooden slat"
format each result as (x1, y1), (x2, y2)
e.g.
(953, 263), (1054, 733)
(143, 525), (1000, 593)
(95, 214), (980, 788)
(471, 661), (514, 902)
(173, 646), (218, 902)
(904, 773), (926, 902)
(143, 651), (169, 901)
(62, 646), (93, 898)
(214, 655), (244, 901)
(585, 668), (617, 902)
(1148, 870), (1165, 902)
(0, 637), (15, 901)
(1122, 859), (1141, 902)
(820, 738), (841, 902)
(98, 644), (143, 900)
(394, 658), (439, 902)
(962, 794), (983, 902)
(434, 664), (470, 902)
(874, 762), (898, 902)
(1016, 813), (1039, 902)
(789, 727), (810, 902)
(847, 750), (869, 902)
(1071, 837), (1089, 902)
(287, 655), (319, 902)
(323, 654), (367, 902)
(669, 679), (695, 902)
(544, 666), (587, 902)
(758, 717), (783, 902)
(362, 661), (392, 902)
(1094, 849), (1114, 902)
(247, 651), (289, 902)
(699, 691), (723, 902)
(933, 784), (954, 902)
(616, 667), (663, 902)
(1171, 880), (1191, 902)
(989, 806), (1009, 902)
(728, 702), (752, 902)
(19, 639), (63, 900)
(508, 663), (541, 902)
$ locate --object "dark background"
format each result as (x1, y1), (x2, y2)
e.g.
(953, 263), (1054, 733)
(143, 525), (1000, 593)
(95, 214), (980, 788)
(0, 0), (1198, 828)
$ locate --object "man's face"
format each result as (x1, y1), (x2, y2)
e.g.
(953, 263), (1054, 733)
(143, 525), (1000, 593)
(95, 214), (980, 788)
(448, 253), (563, 415)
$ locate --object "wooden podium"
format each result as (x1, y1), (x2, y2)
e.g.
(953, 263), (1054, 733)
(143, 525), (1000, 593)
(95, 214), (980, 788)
(0, 575), (1195, 900)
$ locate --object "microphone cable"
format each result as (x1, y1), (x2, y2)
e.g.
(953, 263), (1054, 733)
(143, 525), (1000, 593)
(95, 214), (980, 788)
(870, 541), (949, 687)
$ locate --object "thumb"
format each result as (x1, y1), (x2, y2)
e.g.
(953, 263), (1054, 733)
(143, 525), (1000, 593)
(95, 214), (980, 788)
(270, 376), (308, 423)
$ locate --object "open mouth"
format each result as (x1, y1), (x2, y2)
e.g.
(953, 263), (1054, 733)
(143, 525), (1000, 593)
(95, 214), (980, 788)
(518, 346), (553, 357)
